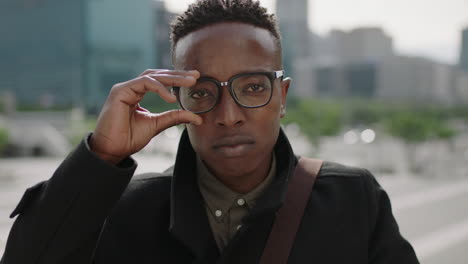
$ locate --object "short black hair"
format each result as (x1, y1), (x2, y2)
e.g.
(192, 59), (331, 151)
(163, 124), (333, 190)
(170, 0), (281, 51)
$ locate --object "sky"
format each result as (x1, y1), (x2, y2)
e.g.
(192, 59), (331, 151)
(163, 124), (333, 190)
(164, 0), (468, 65)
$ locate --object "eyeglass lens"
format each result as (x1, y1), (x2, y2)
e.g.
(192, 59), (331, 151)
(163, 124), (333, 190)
(178, 74), (272, 113)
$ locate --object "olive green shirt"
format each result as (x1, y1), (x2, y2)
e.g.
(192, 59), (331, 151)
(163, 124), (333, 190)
(196, 155), (276, 251)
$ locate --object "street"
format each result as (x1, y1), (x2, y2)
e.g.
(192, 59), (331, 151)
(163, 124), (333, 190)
(1, 156), (467, 263)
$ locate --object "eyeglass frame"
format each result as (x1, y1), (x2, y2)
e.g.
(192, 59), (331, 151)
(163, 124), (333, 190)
(171, 70), (285, 114)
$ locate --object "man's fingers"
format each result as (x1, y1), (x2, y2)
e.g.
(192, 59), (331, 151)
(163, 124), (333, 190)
(136, 103), (149, 113)
(135, 76), (178, 103)
(112, 75), (190, 105)
(139, 69), (164, 76)
(154, 109), (203, 134)
(133, 74), (197, 104)
(147, 73), (198, 88)
(128, 74), (195, 94)
(139, 69), (200, 79)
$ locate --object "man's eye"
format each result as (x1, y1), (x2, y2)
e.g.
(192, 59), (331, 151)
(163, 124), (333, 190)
(245, 84), (265, 93)
(189, 89), (212, 99)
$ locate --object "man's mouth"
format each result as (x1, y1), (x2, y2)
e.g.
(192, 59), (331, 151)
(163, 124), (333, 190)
(212, 135), (255, 157)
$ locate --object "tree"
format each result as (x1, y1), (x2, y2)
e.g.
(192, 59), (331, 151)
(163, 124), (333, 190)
(282, 99), (343, 147)
(384, 111), (456, 173)
(0, 127), (8, 155)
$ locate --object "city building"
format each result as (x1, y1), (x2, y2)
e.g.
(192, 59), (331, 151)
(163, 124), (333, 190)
(319, 27), (394, 65)
(154, 0), (176, 69)
(315, 66), (347, 98)
(311, 26), (462, 104)
(459, 27), (468, 72)
(0, 0), (85, 108)
(452, 68), (468, 104)
(314, 62), (378, 99)
(85, 0), (157, 111)
(345, 62), (378, 98)
(276, 0), (311, 96)
(292, 59), (317, 97)
(311, 27), (392, 98)
(343, 27), (394, 64)
(377, 56), (458, 105)
(0, 0), (169, 111)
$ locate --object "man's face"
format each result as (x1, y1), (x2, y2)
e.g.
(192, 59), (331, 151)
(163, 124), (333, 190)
(173, 22), (289, 177)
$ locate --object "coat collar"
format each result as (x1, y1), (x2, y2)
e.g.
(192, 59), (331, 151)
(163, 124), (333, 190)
(169, 128), (297, 262)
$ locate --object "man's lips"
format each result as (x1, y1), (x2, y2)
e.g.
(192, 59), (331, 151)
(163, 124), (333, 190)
(212, 135), (255, 149)
(212, 135), (255, 157)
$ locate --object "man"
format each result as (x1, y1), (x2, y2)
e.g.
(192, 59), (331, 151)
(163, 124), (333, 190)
(1, 0), (419, 263)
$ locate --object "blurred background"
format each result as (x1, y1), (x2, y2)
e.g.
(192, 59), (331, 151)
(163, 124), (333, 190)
(0, 0), (468, 262)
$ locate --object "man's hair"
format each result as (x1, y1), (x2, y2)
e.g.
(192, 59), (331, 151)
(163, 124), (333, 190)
(170, 0), (281, 52)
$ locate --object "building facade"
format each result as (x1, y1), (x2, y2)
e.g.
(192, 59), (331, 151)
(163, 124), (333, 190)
(154, 0), (176, 69)
(276, 0), (312, 96)
(0, 0), (168, 111)
(312, 27), (392, 99)
(321, 27), (394, 65)
(0, 0), (85, 108)
(377, 56), (460, 105)
(85, 0), (157, 111)
(460, 27), (468, 72)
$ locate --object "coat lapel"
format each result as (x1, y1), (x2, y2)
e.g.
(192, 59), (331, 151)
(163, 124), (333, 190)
(169, 130), (219, 263)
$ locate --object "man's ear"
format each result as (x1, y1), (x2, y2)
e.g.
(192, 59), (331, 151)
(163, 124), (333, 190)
(280, 77), (291, 118)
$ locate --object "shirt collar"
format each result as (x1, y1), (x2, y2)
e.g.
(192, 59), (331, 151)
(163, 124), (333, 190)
(196, 154), (277, 220)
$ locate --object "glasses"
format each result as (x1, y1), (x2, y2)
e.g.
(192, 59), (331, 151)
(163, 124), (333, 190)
(172, 70), (284, 114)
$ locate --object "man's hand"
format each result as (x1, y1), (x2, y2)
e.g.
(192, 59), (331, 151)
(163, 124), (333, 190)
(89, 69), (202, 164)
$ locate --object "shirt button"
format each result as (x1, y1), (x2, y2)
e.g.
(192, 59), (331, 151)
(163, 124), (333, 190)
(237, 198), (246, 206)
(215, 210), (223, 217)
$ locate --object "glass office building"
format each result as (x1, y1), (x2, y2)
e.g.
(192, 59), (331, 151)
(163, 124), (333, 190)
(0, 0), (158, 110)
(0, 0), (85, 108)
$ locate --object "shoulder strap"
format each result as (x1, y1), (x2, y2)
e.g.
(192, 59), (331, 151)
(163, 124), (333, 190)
(260, 157), (323, 264)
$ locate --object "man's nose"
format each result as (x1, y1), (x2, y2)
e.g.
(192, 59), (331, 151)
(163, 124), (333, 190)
(214, 88), (245, 127)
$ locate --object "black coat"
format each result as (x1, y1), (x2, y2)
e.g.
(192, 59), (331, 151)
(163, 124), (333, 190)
(1, 130), (419, 264)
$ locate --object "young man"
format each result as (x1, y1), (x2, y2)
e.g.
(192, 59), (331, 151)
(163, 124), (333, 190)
(1, 0), (419, 263)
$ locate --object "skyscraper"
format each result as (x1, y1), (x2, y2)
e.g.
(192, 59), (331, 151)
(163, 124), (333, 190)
(323, 27), (393, 65)
(460, 27), (468, 72)
(85, 0), (156, 110)
(275, 0), (311, 82)
(0, 0), (85, 107)
(0, 0), (159, 110)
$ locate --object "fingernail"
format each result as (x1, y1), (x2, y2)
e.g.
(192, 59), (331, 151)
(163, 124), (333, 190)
(188, 70), (200, 76)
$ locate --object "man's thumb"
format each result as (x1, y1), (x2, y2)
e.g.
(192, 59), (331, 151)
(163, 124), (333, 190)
(154, 109), (202, 133)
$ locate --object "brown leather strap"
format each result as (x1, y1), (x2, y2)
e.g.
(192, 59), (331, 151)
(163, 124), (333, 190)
(260, 157), (323, 264)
